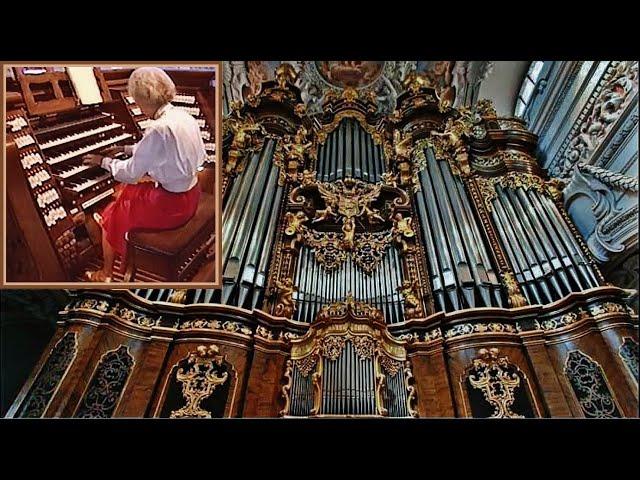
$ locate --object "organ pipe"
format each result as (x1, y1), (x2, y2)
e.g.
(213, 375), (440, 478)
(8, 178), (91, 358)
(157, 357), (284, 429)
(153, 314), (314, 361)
(490, 184), (599, 304)
(294, 246), (404, 324)
(414, 148), (504, 312)
(317, 118), (385, 183)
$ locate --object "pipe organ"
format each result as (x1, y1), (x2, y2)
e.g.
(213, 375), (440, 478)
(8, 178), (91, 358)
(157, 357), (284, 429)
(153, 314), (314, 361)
(9, 64), (638, 419)
(4, 67), (218, 282)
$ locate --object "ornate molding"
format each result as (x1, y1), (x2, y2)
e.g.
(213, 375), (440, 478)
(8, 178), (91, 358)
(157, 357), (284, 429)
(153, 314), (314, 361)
(552, 61), (638, 177)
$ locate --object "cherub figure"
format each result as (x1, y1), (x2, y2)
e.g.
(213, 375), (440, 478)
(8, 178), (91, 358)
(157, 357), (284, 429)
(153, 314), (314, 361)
(392, 130), (413, 161)
(283, 126), (313, 163)
(273, 278), (298, 318)
(341, 217), (356, 251)
(312, 203), (336, 223)
(397, 279), (424, 318)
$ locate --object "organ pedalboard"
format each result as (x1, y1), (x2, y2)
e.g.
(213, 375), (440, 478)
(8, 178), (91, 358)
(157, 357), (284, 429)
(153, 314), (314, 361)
(5, 103), (138, 280)
(122, 90), (216, 164)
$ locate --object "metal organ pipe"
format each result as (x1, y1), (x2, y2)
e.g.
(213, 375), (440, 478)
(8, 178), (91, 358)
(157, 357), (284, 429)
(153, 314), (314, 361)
(414, 148), (504, 312)
(489, 185), (599, 304)
(316, 119), (385, 183)
(294, 246), (404, 324)
(216, 139), (282, 308)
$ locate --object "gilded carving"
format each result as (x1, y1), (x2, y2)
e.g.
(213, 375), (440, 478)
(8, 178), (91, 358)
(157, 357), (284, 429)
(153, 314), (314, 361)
(321, 335), (347, 361)
(352, 336), (375, 359)
(284, 211), (308, 236)
(445, 322), (517, 339)
(404, 361), (418, 418)
(501, 271), (528, 308)
(273, 278), (298, 318)
(275, 126), (314, 185)
(467, 348), (524, 418)
(279, 360), (293, 416)
(294, 354), (318, 377)
(170, 345), (229, 419)
(379, 355), (402, 376)
(275, 63), (298, 89)
(397, 279), (425, 319)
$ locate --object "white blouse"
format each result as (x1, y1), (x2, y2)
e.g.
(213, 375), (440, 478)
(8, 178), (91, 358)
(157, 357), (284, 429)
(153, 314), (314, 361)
(101, 103), (206, 193)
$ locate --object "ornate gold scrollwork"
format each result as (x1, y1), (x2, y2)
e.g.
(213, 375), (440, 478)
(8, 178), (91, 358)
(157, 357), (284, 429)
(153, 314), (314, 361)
(284, 211), (308, 237)
(475, 99), (498, 119)
(170, 345), (229, 419)
(310, 358), (323, 415)
(321, 335), (347, 361)
(467, 348), (524, 419)
(275, 63), (298, 89)
(404, 361), (419, 418)
(427, 115), (474, 177)
(352, 231), (393, 274)
(375, 355), (389, 417)
(294, 354), (318, 377)
(168, 289), (188, 304)
(392, 213), (415, 253)
(225, 106), (267, 178)
(475, 176), (497, 212)
(501, 271), (528, 308)
(279, 360), (293, 416)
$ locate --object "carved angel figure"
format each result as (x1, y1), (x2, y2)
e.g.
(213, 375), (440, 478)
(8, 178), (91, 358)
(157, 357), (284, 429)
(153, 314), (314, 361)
(283, 126), (313, 162)
(397, 280), (424, 318)
(273, 278), (298, 318)
(341, 217), (356, 250)
(392, 130), (413, 161)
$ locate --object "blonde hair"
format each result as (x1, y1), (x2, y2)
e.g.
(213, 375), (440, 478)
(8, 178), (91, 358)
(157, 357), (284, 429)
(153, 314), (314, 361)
(127, 67), (176, 108)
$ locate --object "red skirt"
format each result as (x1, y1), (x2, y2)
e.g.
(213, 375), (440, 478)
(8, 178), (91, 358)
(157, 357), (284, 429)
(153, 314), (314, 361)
(100, 182), (201, 265)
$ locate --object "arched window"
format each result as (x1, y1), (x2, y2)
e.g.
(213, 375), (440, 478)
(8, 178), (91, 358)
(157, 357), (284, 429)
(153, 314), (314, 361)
(514, 61), (545, 118)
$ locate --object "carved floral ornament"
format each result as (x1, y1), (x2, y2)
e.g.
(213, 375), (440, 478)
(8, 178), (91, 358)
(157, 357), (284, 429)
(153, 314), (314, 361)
(284, 176), (408, 274)
(466, 348), (527, 419)
(170, 345), (229, 419)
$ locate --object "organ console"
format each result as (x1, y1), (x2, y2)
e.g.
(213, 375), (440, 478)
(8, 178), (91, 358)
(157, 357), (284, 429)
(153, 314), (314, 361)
(4, 66), (218, 283)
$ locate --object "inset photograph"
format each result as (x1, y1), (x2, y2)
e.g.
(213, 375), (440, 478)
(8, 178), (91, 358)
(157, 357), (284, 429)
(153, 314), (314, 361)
(3, 63), (222, 287)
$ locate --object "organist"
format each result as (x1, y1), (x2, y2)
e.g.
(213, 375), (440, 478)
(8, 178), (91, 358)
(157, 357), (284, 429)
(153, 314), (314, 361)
(82, 67), (206, 282)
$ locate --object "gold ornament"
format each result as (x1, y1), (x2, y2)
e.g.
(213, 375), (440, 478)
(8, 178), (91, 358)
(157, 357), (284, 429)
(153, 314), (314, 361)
(467, 348), (524, 419)
(170, 345), (228, 419)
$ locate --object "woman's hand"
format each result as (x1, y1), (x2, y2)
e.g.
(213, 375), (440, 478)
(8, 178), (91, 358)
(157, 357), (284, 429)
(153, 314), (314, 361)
(83, 154), (104, 167)
(101, 145), (125, 157)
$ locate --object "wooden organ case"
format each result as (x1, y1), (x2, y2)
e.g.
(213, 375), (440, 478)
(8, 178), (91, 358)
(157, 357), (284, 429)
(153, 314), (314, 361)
(7, 65), (638, 419)
(4, 67), (217, 282)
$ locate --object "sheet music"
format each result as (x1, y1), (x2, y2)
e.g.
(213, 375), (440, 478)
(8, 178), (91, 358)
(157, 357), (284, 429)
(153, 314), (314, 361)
(66, 67), (103, 105)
